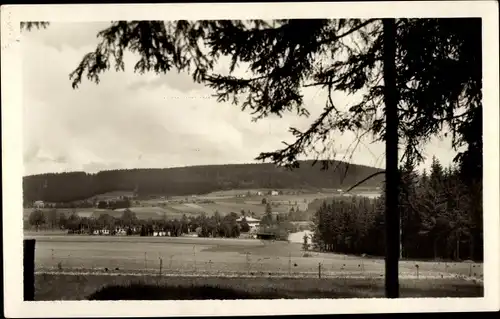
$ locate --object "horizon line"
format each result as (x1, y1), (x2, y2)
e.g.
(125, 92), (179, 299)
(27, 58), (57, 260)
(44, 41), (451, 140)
(23, 159), (386, 178)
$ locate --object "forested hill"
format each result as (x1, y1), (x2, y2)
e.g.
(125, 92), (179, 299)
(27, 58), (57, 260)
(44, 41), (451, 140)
(23, 160), (384, 203)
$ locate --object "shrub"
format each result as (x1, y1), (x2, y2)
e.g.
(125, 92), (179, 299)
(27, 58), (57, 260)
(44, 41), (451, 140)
(87, 283), (281, 300)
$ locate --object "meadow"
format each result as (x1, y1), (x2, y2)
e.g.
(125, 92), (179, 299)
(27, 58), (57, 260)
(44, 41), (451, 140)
(24, 188), (377, 225)
(29, 234), (483, 300)
(24, 190), (339, 222)
(29, 235), (484, 278)
(35, 274), (483, 300)
(26, 188), (482, 300)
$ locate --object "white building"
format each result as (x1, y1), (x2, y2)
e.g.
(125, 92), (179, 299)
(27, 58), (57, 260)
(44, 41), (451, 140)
(271, 191), (279, 196)
(236, 216), (260, 229)
(153, 230), (167, 237)
(94, 229), (111, 235)
(153, 231), (167, 237)
(115, 228), (128, 236)
(34, 200), (45, 209)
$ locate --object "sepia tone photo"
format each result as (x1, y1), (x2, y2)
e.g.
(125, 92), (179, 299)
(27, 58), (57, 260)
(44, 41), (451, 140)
(2, 1), (499, 317)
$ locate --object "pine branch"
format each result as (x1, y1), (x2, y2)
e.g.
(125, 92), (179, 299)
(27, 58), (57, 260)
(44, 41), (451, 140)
(316, 19), (378, 46)
(345, 171), (385, 193)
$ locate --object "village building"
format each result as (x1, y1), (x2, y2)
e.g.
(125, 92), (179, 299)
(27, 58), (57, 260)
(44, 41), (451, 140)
(236, 216), (260, 229)
(33, 200), (45, 209)
(153, 231), (167, 237)
(115, 227), (128, 236)
(92, 228), (111, 236)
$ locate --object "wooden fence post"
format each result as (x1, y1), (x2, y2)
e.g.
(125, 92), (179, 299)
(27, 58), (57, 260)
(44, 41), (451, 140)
(159, 257), (163, 277)
(193, 245), (197, 272)
(318, 262), (321, 279)
(24, 239), (36, 301)
(246, 252), (250, 275)
(288, 252), (291, 276)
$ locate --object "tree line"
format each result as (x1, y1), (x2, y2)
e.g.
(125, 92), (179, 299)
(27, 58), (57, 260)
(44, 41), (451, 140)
(28, 208), (246, 237)
(27, 203), (307, 240)
(32, 198), (133, 210)
(311, 157), (483, 261)
(23, 161), (384, 204)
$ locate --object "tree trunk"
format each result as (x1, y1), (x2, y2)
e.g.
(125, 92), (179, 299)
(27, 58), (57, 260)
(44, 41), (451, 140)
(400, 223), (403, 259)
(469, 232), (475, 260)
(433, 238), (438, 259)
(383, 18), (400, 299)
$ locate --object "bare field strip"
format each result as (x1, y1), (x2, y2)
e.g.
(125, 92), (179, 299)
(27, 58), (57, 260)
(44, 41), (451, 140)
(35, 273), (483, 300)
(29, 235), (484, 280)
(35, 269), (482, 283)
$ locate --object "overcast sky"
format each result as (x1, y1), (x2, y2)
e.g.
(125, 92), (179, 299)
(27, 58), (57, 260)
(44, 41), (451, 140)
(22, 22), (459, 176)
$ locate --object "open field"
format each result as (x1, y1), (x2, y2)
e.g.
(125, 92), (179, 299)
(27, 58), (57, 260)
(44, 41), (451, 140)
(29, 235), (483, 281)
(135, 189), (352, 217)
(28, 234), (483, 300)
(198, 187), (380, 198)
(136, 197), (308, 217)
(25, 192), (314, 217)
(24, 189), (382, 224)
(35, 273), (483, 300)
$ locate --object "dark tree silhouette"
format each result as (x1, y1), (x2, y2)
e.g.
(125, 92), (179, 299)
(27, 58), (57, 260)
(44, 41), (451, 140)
(28, 209), (45, 231)
(382, 18), (399, 297)
(23, 161), (383, 204)
(60, 19), (480, 175)
(119, 208), (138, 227)
(311, 158), (479, 262)
(240, 217), (250, 233)
(20, 22), (49, 31)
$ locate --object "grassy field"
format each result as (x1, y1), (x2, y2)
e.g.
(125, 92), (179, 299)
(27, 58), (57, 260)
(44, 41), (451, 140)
(28, 234), (483, 300)
(35, 273), (483, 300)
(24, 191), (325, 221)
(28, 235), (484, 280)
(135, 190), (345, 217)
(24, 189), (375, 224)
(26, 187), (481, 301)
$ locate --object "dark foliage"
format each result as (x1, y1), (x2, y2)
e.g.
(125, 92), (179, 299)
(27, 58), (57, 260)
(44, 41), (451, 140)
(28, 209), (45, 231)
(240, 217), (250, 232)
(20, 21), (49, 31)
(23, 160), (383, 204)
(87, 283), (281, 300)
(62, 19), (481, 182)
(312, 158), (483, 261)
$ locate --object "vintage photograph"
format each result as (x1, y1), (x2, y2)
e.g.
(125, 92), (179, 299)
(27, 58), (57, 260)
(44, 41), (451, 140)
(2, 1), (499, 317)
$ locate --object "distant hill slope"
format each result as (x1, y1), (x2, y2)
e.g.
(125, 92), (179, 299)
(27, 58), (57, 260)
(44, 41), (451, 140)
(23, 160), (384, 204)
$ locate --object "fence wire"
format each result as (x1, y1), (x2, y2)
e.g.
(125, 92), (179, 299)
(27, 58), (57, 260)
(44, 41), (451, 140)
(36, 248), (483, 282)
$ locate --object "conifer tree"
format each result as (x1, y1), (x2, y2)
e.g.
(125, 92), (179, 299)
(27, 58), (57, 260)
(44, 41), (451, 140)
(24, 17), (482, 297)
